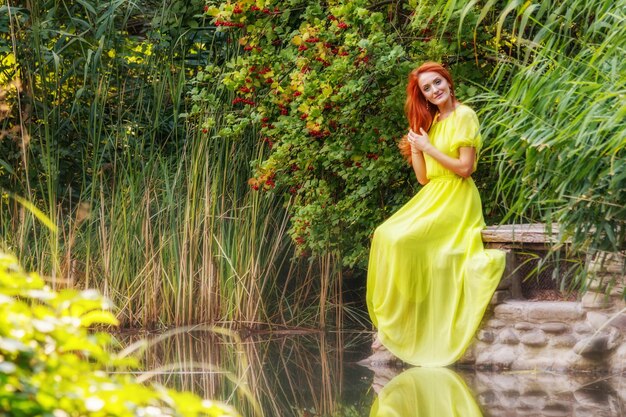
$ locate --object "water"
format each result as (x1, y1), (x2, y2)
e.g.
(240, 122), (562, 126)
(119, 330), (626, 416)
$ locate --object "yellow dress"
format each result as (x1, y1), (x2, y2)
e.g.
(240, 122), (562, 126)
(370, 367), (483, 417)
(366, 104), (505, 366)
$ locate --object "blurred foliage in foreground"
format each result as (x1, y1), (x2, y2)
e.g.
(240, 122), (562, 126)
(0, 252), (238, 417)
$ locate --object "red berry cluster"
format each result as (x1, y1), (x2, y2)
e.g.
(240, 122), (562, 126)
(215, 20), (245, 28)
(257, 7), (280, 15)
(249, 171), (278, 191)
(248, 177), (260, 190)
(314, 57), (331, 67)
(309, 129), (331, 139)
(293, 220), (311, 245)
(265, 173), (276, 188)
(262, 136), (274, 149)
(354, 55), (370, 67)
(232, 97), (255, 106)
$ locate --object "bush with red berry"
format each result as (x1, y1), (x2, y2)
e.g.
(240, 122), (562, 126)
(195, 0), (497, 267)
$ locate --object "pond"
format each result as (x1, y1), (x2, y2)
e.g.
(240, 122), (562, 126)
(118, 330), (626, 417)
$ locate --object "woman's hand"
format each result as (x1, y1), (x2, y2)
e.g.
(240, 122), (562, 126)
(408, 128), (432, 153)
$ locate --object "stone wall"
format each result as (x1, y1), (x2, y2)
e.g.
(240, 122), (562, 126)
(458, 251), (626, 372)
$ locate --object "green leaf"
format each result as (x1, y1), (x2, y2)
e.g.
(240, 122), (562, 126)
(80, 310), (119, 327)
(9, 195), (57, 234)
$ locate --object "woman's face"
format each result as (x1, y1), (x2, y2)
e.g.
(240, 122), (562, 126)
(417, 71), (452, 107)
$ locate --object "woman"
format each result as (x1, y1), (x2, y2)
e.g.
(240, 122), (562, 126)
(366, 62), (505, 367)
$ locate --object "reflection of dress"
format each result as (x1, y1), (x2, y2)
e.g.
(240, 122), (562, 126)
(370, 367), (483, 417)
(366, 105), (505, 366)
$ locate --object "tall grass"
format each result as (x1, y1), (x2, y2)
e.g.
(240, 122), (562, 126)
(476, 0), (626, 291)
(0, 1), (344, 329)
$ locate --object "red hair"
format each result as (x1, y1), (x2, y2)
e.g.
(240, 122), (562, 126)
(398, 62), (456, 164)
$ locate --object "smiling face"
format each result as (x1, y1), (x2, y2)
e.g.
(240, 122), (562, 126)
(417, 71), (453, 108)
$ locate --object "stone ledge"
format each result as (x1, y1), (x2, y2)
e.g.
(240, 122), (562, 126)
(482, 223), (566, 245)
(494, 301), (585, 321)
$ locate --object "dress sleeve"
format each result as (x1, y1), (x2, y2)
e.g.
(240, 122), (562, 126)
(450, 107), (482, 153)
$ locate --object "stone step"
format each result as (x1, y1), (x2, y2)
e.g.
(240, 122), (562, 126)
(494, 301), (584, 321)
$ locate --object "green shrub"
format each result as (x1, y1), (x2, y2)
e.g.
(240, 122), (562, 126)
(0, 252), (238, 417)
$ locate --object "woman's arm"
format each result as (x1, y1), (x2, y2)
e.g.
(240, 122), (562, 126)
(424, 146), (476, 178)
(410, 150), (429, 185)
(408, 128), (476, 178)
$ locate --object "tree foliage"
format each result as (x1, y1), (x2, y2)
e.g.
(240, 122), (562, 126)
(0, 252), (238, 416)
(0, 0), (210, 196)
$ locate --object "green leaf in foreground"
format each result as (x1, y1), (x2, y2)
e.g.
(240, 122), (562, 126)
(0, 252), (240, 417)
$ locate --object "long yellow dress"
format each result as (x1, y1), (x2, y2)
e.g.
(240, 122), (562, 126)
(370, 367), (483, 417)
(366, 104), (505, 366)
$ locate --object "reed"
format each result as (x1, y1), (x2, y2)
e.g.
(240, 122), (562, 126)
(476, 0), (626, 291)
(0, 0), (345, 329)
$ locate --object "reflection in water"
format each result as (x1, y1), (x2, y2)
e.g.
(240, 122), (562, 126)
(466, 371), (626, 417)
(370, 367), (482, 417)
(117, 331), (626, 417)
(118, 330), (376, 416)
